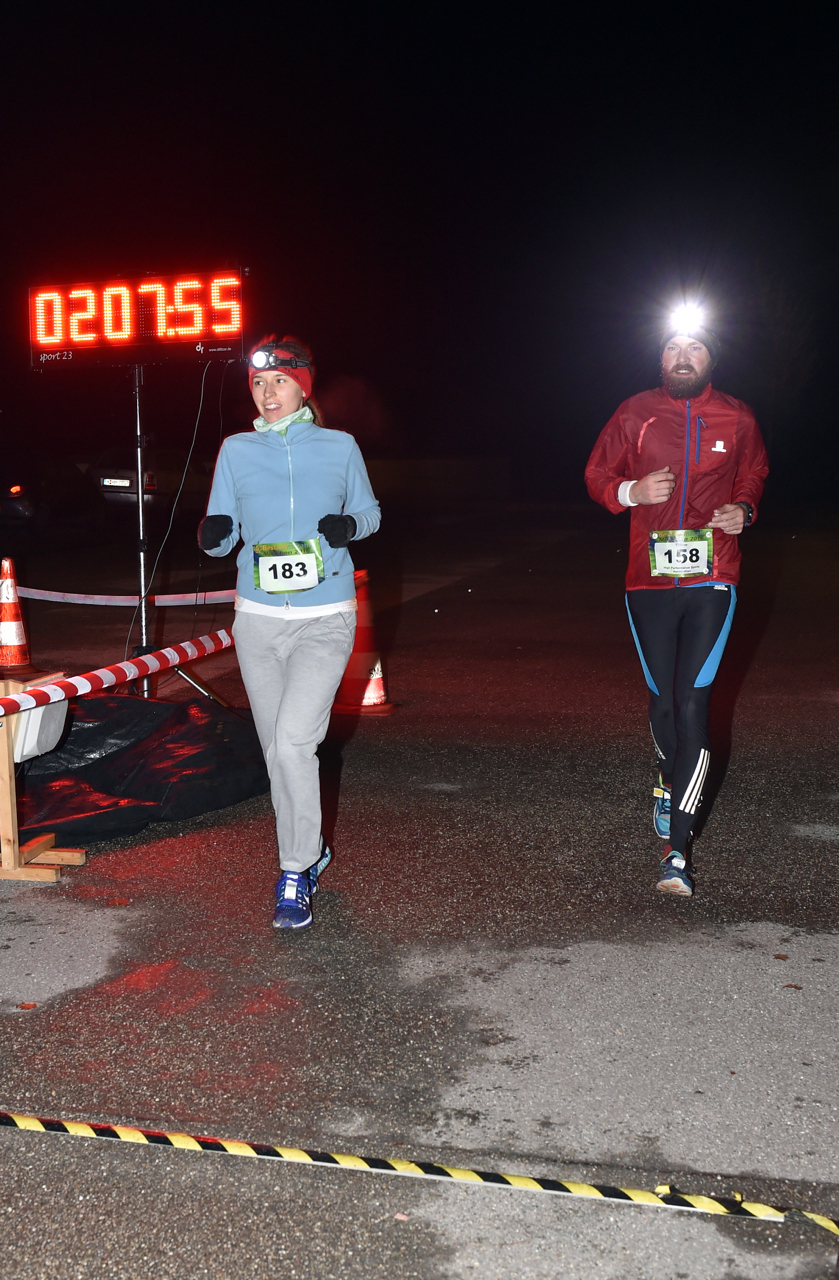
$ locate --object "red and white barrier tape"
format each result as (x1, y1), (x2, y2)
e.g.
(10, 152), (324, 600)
(17, 587), (236, 607)
(0, 630), (234, 717)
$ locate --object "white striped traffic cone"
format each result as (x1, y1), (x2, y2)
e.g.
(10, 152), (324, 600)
(0, 558), (40, 679)
(332, 569), (395, 715)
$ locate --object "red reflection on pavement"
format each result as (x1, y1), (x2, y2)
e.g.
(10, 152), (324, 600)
(100, 960), (178, 995)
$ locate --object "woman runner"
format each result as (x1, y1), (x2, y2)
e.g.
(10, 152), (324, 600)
(199, 335), (381, 928)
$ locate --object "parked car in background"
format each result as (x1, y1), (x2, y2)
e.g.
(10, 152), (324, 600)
(79, 448), (214, 516)
(0, 457), (107, 533)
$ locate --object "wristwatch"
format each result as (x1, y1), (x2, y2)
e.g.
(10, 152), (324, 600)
(736, 501), (754, 527)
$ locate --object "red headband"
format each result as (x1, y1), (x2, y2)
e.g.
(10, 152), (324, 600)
(249, 349), (313, 400)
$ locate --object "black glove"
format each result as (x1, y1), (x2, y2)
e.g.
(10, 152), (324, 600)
(198, 514), (234, 551)
(317, 514), (357, 548)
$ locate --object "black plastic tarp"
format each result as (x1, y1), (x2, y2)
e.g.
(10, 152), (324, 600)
(18, 693), (269, 842)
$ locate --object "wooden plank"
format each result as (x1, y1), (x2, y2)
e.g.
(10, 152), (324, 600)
(27, 848), (86, 866)
(12, 673), (65, 691)
(0, 866), (61, 882)
(0, 715), (20, 870)
(19, 834), (56, 861)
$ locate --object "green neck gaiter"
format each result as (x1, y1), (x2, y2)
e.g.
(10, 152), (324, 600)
(253, 405), (314, 435)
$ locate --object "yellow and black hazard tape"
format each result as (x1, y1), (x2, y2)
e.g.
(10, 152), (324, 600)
(2, 1110), (838, 1243)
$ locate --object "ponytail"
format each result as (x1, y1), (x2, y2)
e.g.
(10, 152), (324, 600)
(307, 396), (326, 427)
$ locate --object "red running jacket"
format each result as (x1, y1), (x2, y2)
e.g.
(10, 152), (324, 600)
(585, 384), (769, 591)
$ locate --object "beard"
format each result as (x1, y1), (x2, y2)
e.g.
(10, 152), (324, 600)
(662, 364), (711, 399)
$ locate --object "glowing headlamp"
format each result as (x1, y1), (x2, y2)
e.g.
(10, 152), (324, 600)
(249, 345), (311, 371)
(668, 303), (706, 334)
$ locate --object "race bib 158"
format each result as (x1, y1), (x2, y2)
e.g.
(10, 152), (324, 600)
(649, 528), (713, 577)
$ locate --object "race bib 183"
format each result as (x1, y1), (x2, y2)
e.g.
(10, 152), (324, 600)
(253, 539), (325, 593)
(649, 528), (713, 577)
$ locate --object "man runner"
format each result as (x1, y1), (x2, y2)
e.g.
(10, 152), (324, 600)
(585, 307), (769, 896)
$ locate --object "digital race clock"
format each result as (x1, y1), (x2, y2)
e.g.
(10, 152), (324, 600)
(29, 271), (244, 368)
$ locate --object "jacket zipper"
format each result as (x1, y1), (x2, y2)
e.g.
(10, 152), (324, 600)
(285, 436), (294, 533)
(678, 400), (691, 528)
(696, 416), (705, 463)
(282, 432), (294, 607)
(674, 401), (692, 588)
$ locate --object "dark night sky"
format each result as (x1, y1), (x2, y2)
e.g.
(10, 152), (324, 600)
(2, 7), (837, 501)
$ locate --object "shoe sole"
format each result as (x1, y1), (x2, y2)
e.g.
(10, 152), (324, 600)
(656, 878), (693, 897)
(272, 911), (312, 930)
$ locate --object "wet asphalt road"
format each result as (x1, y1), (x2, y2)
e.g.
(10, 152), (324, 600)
(1, 504), (838, 1278)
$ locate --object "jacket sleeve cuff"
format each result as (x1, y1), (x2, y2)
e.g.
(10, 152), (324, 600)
(347, 505), (382, 540)
(203, 532), (238, 558)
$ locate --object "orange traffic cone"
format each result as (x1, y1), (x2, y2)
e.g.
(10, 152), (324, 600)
(0, 558), (40, 679)
(332, 569), (395, 715)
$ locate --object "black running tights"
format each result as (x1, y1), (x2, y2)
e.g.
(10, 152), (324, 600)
(625, 585), (736, 854)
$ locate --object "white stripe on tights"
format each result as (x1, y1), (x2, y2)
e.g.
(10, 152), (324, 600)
(679, 748), (710, 815)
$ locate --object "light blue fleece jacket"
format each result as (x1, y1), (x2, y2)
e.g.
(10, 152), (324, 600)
(203, 417), (381, 608)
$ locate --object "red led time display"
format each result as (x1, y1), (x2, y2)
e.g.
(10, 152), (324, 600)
(29, 271), (243, 367)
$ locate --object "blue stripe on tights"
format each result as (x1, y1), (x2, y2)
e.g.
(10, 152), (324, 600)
(694, 585), (737, 687)
(625, 595), (659, 695)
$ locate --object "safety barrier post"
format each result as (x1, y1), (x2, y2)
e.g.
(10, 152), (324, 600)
(0, 630), (235, 883)
(0, 673), (87, 882)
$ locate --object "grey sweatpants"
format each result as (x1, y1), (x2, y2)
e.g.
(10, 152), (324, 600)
(232, 609), (357, 872)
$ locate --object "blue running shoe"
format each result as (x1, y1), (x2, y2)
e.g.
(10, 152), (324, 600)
(656, 846), (693, 897)
(653, 777), (671, 839)
(273, 871), (313, 929)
